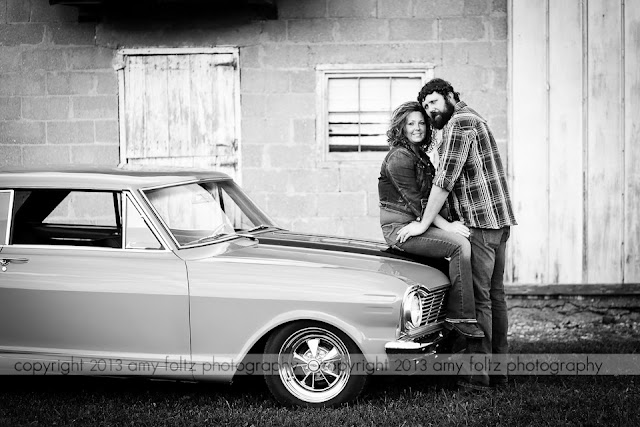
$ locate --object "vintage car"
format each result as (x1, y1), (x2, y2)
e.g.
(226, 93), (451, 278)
(0, 168), (452, 407)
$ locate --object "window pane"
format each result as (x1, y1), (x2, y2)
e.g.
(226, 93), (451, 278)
(0, 191), (11, 245)
(328, 78), (359, 111)
(391, 77), (423, 107)
(360, 78), (391, 112)
(125, 197), (162, 250)
(44, 192), (116, 227)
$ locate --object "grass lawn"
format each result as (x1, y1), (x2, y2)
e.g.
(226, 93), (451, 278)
(1, 321), (639, 427)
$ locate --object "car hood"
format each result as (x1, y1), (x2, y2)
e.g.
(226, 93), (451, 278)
(179, 229), (450, 292)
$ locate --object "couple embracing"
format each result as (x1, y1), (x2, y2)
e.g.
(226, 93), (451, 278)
(378, 78), (517, 391)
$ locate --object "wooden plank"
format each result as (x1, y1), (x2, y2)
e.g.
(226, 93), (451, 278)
(212, 54), (237, 177)
(142, 56), (170, 160)
(547, 0), (584, 283)
(189, 55), (215, 160)
(167, 55), (191, 160)
(586, 0), (624, 283)
(510, 0), (549, 283)
(625, 0), (640, 282)
(505, 283), (640, 296)
(124, 56), (147, 160)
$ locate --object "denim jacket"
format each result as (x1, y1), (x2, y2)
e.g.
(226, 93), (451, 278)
(378, 145), (435, 220)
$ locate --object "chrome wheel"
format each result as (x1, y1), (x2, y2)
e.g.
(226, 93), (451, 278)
(276, 327), (352, 404)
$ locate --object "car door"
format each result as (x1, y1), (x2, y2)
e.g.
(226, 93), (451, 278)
(0, 189), (192, 378)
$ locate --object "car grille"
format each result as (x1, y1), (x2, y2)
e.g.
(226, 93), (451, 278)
(419, 287), (448, 326)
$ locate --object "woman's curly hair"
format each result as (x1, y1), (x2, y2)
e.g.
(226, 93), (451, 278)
(386, 101), (431, 148)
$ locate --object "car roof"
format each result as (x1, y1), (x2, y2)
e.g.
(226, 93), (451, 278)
(0, 167), (232, 191)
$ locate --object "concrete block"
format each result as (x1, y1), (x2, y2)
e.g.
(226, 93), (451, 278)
(95, 120), (119, 144)
(7, 0), (29, 23)
(293, 118), (315, 144)
(22, 48), (68, 71)
(18, 71), (46, 96)
(488, 114), (507, 139)
(48, 23), (95, 46)
(214, 22), (262, 46)
(72, 95), (118, 120)
(0, 145), (22, 168)
(491, 66), (507, 90)
(464, 0), (490, 15)
(437, 65), (490, 92)
(289, 168), (339, 193)
(464, 89), (506, 117)
(489, 17), (507, 40)
(310, 42), (440, 65)
(22, 96), (70, 120)
(264, 193), (318, 218)
(0, 74), (20, 96)
(317, 192), (366, 217)
(0, 47), (23, 73)
(23, 144), (71, 166)
(443, 42), (503, 67)
(328, 0), (376, 18)
(265, 93), (315, 118)
(67, 47), (114, 70)
(258, 20), (287, 44)
(290, 70), (315, 93)
(0, 23), (45, 45)
(47, 120), (94, 144)
(240, 93), (266, 118)
(71, 144), (119, 166)
(389, 19), (438, 41)
(338, 165), (379, 193)
(96, 72), (117, 95)
(47, 72), (94, 95)
(0, 0), (6, 24)
(290, 216), (343, 236)
(0, 97), (20, 120)
(492, 0), (507, 14)
(414, 0), (464, 17)
(288, 19), (336, 43)
(242, 168), (290, 193)
(334, 19), (387, 42)
(30, 2), (79, 22)
(242, 118), (290, 145)
(278, 0), (327, 19)
(239, 45), (261, 68)
(0, 121), (45, 144)
(261, 44), (313, 69)
(340, 215), (384, 240)
(440, 17), (486, 40)
(367, 191), (380, 215)
(240, 143), (266, 168)
(266, 144), (314, 169)
(241, 68), (289, 94)
(378, 0), (412, 18)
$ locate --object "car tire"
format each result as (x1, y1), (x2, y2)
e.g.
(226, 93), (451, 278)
(263, 322), (368, 407)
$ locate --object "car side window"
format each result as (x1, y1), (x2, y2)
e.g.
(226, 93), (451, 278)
(124, 195), (163, 250)
(11, 189), (122, 248)
(0, 190), (13, 245)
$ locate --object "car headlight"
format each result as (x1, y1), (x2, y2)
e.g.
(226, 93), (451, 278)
(403, 290), (423, 329)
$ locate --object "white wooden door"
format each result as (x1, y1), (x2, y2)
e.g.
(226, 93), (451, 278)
(118, 49), (240, 179)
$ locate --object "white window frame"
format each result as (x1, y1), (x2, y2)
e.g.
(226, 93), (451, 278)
(316, 63), (434, 164)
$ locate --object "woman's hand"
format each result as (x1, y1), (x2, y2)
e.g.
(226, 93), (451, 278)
(396, 221), (429, 243)
(442, 220), (470, 238)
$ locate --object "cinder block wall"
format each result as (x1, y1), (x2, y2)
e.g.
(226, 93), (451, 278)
(0, 0), (120, 168)
(0, 0), (507, 241)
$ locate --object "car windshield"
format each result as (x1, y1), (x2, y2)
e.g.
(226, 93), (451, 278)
(143, 180), (276, 247)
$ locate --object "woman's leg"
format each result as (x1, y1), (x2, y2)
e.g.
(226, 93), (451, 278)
(386, 225), (481, 337)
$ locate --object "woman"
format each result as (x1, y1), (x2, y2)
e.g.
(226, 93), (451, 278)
(378, 101), (482, 338)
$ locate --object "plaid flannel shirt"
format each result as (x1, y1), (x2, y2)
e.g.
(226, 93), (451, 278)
(433, 101), (517, 229)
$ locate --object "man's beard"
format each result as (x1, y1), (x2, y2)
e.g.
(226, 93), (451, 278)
(429, 99), (454, 130)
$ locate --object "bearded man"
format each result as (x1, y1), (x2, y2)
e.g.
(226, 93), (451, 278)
(396, 78), (517, 390)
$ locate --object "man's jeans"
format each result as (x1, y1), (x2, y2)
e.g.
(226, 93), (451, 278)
(467, 226), (510, 385)
(380, 208), (476, 322)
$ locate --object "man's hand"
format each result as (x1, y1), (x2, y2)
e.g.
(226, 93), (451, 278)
(441, 220), (470, 238)
(396, 221), (428, 243)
